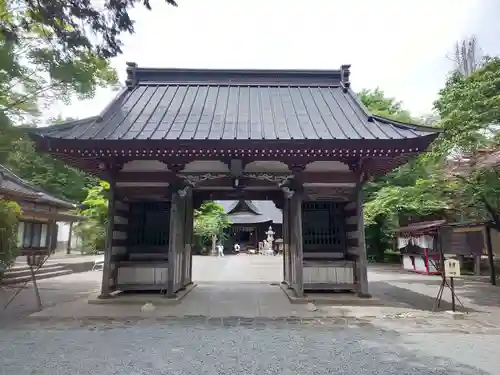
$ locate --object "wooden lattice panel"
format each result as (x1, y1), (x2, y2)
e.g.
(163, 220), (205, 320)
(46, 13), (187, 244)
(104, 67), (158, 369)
(302, 202), (347, 253)
(128, 202), (171, 248)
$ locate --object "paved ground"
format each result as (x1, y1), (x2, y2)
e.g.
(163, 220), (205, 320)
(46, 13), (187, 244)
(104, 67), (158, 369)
(1, 255), (500, 374)
(1, 319), (499, 374)
(1, 271), (102, 322)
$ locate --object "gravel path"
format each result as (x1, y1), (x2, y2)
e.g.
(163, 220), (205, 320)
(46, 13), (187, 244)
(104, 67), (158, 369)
(0, 319), (498, 375)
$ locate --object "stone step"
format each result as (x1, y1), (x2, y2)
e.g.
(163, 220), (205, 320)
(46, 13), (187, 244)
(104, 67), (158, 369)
(0, 269), (73, 285)
(1, 264), (73, 285)
(4, 263), (65, 276)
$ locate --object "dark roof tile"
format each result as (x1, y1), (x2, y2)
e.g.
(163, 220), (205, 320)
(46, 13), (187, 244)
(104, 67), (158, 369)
(32, 66), (440, 142)
(217, 200), (282, 225)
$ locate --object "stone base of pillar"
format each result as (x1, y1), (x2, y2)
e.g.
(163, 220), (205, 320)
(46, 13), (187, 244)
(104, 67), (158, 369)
(357, 292), (372, 298)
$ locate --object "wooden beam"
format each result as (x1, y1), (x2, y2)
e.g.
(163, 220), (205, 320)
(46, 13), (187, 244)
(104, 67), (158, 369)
(115, 171), (358, 185)
(194, 190), (283, 201)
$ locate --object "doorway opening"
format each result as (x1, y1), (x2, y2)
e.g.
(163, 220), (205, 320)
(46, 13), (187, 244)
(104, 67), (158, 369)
(191, 199), (284, 285)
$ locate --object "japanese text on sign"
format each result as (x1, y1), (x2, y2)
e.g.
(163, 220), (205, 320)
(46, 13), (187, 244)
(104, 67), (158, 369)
(444, 258), (461, 278)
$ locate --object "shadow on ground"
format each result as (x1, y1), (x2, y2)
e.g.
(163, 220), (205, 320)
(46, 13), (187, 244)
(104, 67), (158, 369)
(369, 281), (475, 312)
(368, 265), (500, 313)
(360, 329), (494, 375)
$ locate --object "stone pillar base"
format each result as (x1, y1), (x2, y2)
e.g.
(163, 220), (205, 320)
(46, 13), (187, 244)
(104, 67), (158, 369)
(357, 292), (372, 299)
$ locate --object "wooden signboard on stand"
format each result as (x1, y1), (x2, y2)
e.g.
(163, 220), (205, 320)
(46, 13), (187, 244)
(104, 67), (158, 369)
(444, 258), (461, 278)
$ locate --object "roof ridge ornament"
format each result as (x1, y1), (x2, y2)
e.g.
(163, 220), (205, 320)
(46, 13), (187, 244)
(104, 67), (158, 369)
(340, 64), (351, 93)
(125, 62), (138, 89)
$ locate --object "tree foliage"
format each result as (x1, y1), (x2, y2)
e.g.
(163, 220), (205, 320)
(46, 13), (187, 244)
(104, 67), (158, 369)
(73, 181), (109, 253)
(0, 0), (119, 164)
(0, 2), (118, 117)
(1, 0), (178, 59)
(0, 199), (21, 269)
(194, 202), (231, 254)
(359, 88), (442, 260)
(362, 39), (500, 262)
(0, 1), (122, 203)
(358, 88), (415, 123)
(6, 135), (98, 202)
(434, 57), (500, 153)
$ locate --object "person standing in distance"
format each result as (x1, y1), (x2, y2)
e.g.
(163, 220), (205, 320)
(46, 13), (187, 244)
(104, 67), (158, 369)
(217, 243), (224, 257)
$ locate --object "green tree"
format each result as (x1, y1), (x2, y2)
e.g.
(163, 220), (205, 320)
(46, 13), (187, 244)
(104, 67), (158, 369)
(0, 1), (119, 163)
(1, 0), (178, 59)
(432, 55), (500, 228)
(194, 202), (231, 255)
(358, 88), (415, 123)
(0, 199), (21, 269)
(434, 57), (500, 154)
(358, 89), (435, 261)
(452, 168), (500, 229)
(5, 117), (98, 203)
(73, 181), (109, 253)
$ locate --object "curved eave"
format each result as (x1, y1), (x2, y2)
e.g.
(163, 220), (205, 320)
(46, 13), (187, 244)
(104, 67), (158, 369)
(370, 115), (442, 136)
(226, 200), (262, 215)
(21, 209), (85, 222)
(31, 133), (439, 150)
(227, 215), (276, 225)
(0, 166), (76, 209)
(27, 116), (100, 141)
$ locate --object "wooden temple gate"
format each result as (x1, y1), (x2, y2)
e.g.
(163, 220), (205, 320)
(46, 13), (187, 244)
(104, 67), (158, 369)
(29, 63), (439, 299)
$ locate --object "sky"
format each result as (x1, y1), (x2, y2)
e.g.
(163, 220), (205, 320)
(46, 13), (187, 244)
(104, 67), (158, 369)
(47, 0), (500, 121)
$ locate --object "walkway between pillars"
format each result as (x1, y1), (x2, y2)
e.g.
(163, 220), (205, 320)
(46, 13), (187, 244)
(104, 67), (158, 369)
(29, 255), (314, 319)
(177, 283), (293, 317)
(183, 255), (291, 317)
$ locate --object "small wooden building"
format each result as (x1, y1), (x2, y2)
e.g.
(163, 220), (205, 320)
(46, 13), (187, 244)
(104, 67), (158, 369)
(217, 200), (282, 252)
(29, 64), (439, 297)
(396, 214), (498, 284)
(396, 220), (445, 275)
(0, 165), (81, 254)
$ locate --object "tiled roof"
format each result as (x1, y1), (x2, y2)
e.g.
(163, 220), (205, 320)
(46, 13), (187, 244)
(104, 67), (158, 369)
(217, 200), (282, 225)
(32, 65), (439, 142)
(0, 165), (75, 209)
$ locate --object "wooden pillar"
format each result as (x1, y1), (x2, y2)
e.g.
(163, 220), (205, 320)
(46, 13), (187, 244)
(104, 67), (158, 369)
(49, 220), (57, 253)
(167, 190), (186, 297)
(184, 189), (194, 286)
(167, 192), (178, 297)
(356, 185), (370, 297)
(485, 224), (497, 286)
(290, 192), (304, 297)
(45, 221), (53, 252)
(99, 178), (115, 299)
(177, 192), (187, 290)
(474, 255), (481, 276)
(66, 221), (73, 254)
(282, 198), (291, 285)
